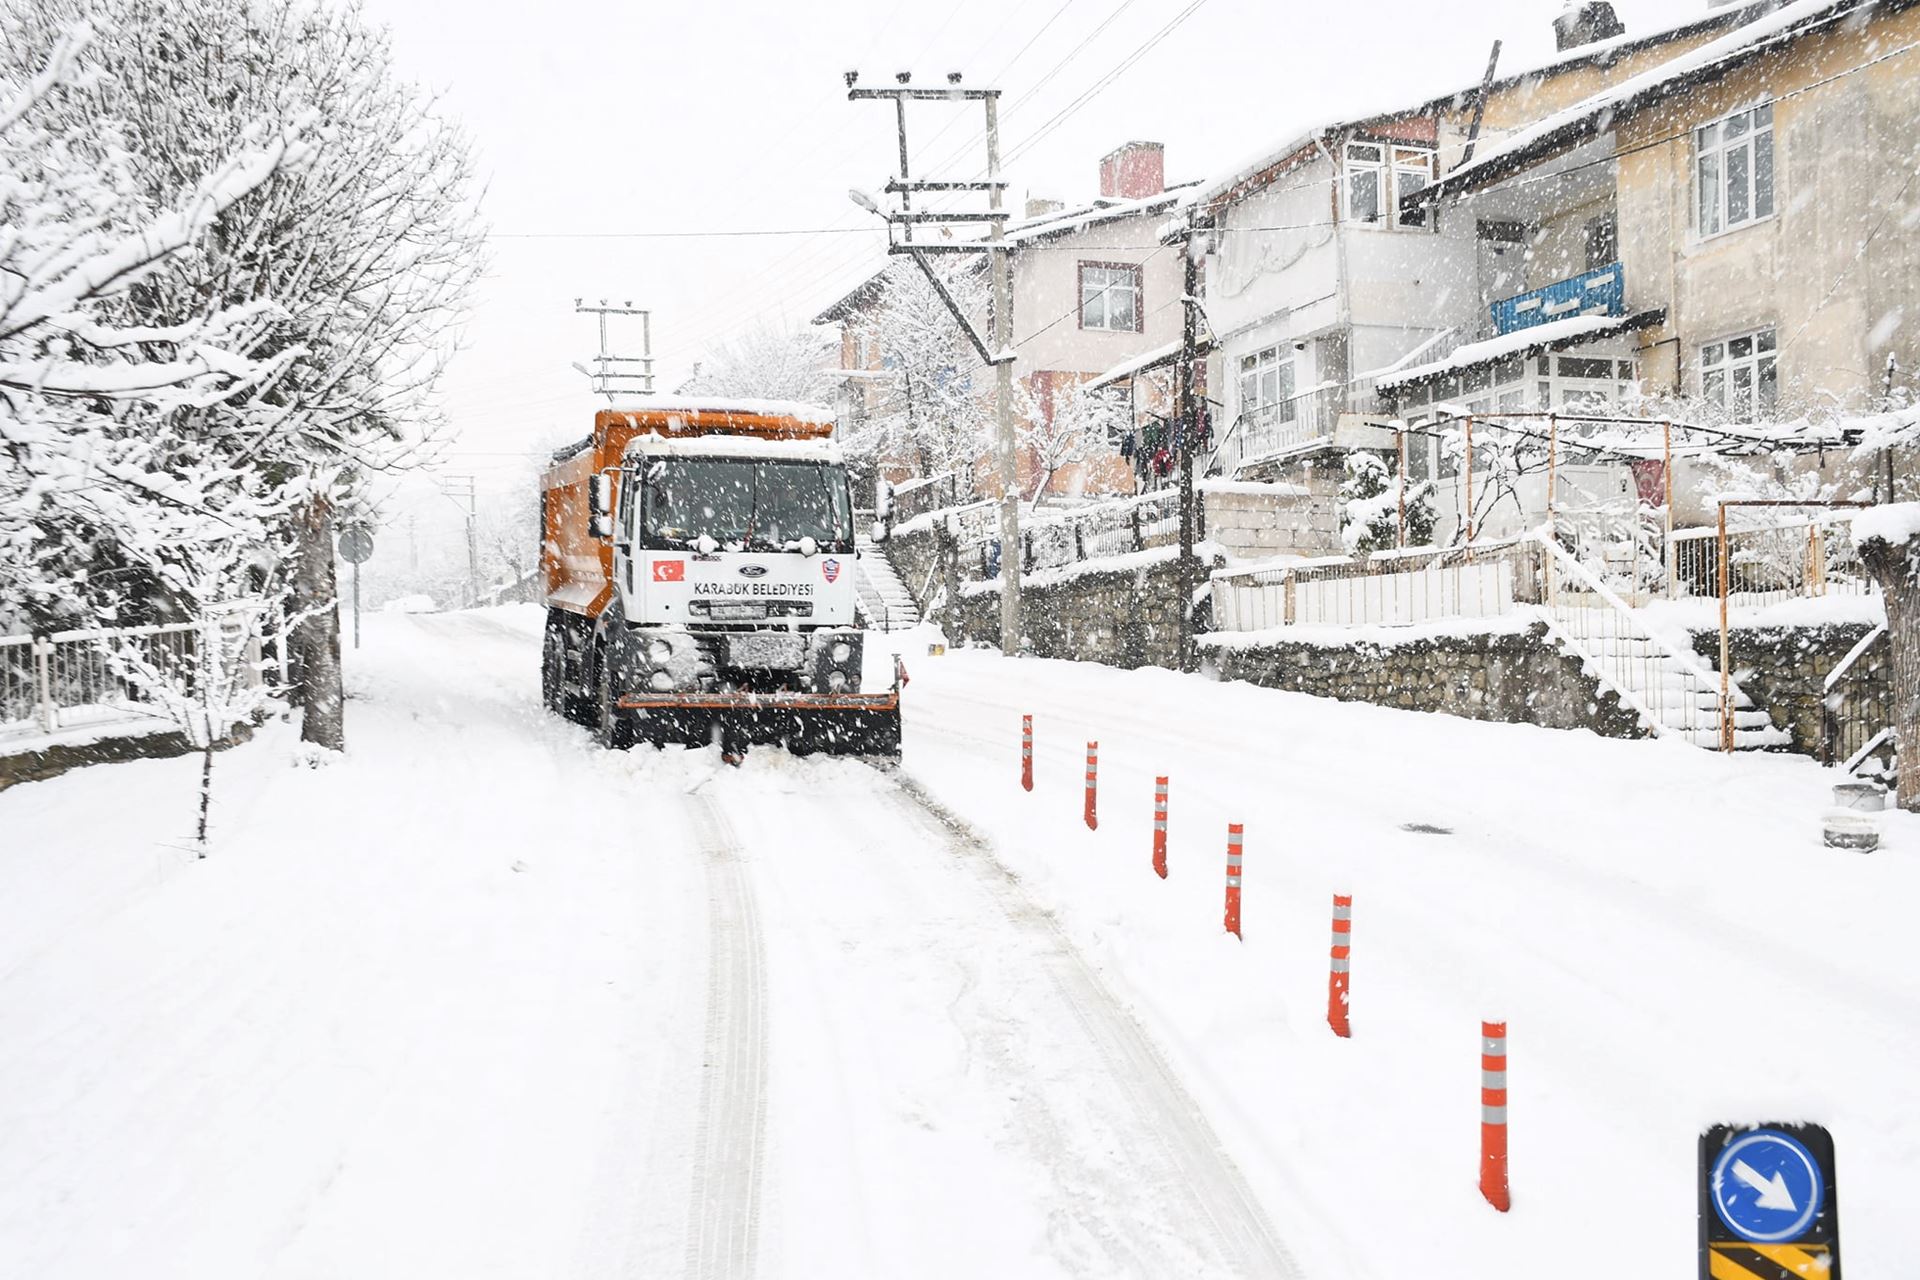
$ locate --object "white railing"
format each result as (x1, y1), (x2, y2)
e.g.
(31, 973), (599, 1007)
(1, 615), (263, 748)
(1207, 529), (1778, 748)
(1209, 536), (1539, 632)
(1534, 535), (1731, 745)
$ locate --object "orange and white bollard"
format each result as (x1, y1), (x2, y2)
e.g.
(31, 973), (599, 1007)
(1223, 823), (1243, 938)
(1480, 1021), (1510, 1212)
(1021, 714), (1033, 792)
(1151, 776), (1169, 879)
(1327, 894), (1352, 1037)
(1083, 742), (1098, 830)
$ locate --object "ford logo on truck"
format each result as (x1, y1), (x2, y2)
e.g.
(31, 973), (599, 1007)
(738, 564), (768, 578)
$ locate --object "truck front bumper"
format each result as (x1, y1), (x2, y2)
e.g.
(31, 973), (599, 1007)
(613, 689), (901, 757)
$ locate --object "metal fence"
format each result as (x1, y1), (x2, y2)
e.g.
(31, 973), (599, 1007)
(1, 617), (260, 747)
(1209, 536), (1540, 632)
(1822, 623), (1893, 776)
(1666, 516), (1873, 605)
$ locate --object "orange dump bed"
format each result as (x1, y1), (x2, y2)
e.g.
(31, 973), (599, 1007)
(539, 404), (835, 620)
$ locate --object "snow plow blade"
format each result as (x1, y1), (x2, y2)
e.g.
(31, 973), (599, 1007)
(616, 690), (902, 758)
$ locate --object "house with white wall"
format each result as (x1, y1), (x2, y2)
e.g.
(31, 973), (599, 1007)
(1192, 0), (1791, 506)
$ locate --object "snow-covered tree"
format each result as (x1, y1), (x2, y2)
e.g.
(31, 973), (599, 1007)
(1339, 451), (1434, 555)
(0, 23), (312, 633)
(1020, 381), (1126, 507)
(2, 0), (487, 751)
(680, 325), (836, 404)
(849, 260), (991, 484)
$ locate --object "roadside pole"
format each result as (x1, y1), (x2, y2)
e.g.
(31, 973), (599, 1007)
(847, 73), (1021, 655)
(1175, 217), (1200, 673)
(987, 92), (1021, 657)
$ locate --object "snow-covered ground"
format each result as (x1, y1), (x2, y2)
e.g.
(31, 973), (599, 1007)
(2, 607), (1914, 1277)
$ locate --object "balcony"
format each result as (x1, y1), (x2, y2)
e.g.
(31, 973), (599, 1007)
(1489, 262), (1625, 337)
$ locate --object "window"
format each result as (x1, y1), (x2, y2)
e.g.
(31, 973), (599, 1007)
(1585, 213), (1618, 269)
(1345, 141), (1436, 229)
(641, 459), (853, 551)
(1079, 262), (1141, 332)
(1696, 103), (1774, 236)
(1344, 142), (1384, 224)
(1238, 346), (1296, 422)
(1394, 148), (1434, 228)
(1701, 329), (1778, 419)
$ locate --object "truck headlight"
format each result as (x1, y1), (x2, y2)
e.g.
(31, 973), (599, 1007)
(831, 641), (852, 664)
(647, 639), (673, 664)
(648, 670), (674, 691)
(826, 670), (848, 692)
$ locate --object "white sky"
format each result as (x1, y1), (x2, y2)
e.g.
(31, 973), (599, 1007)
(363, 0), (1708, 497)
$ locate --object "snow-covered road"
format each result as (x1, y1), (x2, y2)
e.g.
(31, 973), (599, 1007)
(0, 608), (1293, 1278)
(2, 605), (1915, 1277)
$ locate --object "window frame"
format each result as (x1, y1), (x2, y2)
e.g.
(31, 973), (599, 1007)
(1392, 146), (1436, 229)
(1237, 344), (1297, 423)
(1699, 327), (1778, 420)
(1343, 139), (1436, 231)
(1077, 260), (1144, 333)
(1694, 102), (1775, 239)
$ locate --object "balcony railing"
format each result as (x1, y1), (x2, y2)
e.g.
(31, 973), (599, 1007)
(1489, 261), (1625, 336)
(1208, 383), (1347, 475)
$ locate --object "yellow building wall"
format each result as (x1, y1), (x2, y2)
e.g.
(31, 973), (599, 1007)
(1615, 5), (1920, 414)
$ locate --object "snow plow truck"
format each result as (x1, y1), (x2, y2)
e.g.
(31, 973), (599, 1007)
(539, 399), (902, 758)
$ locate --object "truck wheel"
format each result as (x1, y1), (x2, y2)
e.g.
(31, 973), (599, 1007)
(594, 645), (633, 750)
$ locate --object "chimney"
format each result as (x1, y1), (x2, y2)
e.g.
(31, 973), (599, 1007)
(1553, 0), (1626, 51)
(1026, 196), (1066, 219)
(1098, 141), (1165, 201)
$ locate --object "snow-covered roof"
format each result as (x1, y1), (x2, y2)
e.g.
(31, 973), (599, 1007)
(1373, 312), (1652, 389)
(1086, 332), (1215, 390)
(1002, 182), (1199, 247)
(1195, 1), (1784, 210)
(1427, 0), (1873, 198)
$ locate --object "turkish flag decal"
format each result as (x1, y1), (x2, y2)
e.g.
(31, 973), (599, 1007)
(651, 560), (685, 582)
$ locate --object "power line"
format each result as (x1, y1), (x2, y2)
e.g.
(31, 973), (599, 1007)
(489, 227), (883, 240)
(1003, 0), (1215, 168)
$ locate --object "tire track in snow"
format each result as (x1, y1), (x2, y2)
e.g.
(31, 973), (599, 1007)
(683, 794), (770, 1280)
(880, 773), (1306, 1279)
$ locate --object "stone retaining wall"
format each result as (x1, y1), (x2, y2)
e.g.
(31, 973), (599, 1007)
(1689, 621), (1888, 757)
(1204, 622), (1648, 738)
(952, 548), (1198, 669)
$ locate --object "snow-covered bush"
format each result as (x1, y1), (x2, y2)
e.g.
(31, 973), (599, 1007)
(1339, 452), (1433, 555)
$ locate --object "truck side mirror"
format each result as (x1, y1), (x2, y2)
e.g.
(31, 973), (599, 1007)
(590, 474), (614, 539)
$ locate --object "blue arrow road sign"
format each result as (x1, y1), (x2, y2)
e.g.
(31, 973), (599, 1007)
(1710, 1129), (1824, 1243)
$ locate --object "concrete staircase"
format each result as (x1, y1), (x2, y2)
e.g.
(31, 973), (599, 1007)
(1538, 535), (1788, 751)
(854, 531), (921, 632)
(1578, 631), (1788, 750)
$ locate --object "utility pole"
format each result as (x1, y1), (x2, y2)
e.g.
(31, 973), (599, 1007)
(1174, 217), (1202, 673)
(573, 298), (655, 401)
(442, 475), (479, 606)
(847, 70), (1022, 656)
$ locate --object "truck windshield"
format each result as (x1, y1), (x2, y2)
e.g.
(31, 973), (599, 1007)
(640, 459), (852, 551)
